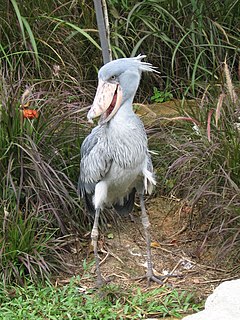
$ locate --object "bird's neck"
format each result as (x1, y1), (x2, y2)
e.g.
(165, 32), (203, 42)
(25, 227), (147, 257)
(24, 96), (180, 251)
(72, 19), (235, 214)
(104, 100), (139, 141)
(111, 99), (135, 123)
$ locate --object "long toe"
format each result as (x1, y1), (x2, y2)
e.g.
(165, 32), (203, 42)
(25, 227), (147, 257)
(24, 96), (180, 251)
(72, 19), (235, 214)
(133, 273), (163, 286)
(147, 274), (164, 286)
(134, 272), (180, 286)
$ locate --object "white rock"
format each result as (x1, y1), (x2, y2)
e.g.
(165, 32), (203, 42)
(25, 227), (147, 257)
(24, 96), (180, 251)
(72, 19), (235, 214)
(182, 279), (240, 320)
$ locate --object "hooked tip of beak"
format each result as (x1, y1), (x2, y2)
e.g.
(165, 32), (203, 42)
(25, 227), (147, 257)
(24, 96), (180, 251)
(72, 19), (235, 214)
(87, 107), (95, 123)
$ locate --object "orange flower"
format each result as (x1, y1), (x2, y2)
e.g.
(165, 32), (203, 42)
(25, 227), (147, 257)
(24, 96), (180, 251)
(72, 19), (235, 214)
(23, 109), (39, 119)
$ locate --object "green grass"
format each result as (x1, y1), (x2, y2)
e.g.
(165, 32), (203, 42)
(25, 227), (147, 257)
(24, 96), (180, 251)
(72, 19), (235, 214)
(0, 278), (201, 319)
(0, 65), (87, 284)
(151, 87), (173, 103)
(108, 0), (240, 97)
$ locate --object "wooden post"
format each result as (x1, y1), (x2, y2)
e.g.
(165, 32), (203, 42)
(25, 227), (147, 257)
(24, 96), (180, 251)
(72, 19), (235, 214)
(93, 0), (112, 64)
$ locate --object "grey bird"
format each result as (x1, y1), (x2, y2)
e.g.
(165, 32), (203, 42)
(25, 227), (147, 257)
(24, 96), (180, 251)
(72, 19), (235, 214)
(78, 55), (162, 286)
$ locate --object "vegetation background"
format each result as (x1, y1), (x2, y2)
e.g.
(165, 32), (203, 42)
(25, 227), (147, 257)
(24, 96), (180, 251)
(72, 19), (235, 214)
(0, 0), (239, 295)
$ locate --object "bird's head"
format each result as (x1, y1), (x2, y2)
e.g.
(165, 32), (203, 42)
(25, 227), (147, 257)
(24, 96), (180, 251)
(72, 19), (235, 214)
(87, 55), (158, 125)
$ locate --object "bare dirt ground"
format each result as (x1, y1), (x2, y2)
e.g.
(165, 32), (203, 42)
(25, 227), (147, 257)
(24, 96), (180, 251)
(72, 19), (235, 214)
(62, 195), (236, 302)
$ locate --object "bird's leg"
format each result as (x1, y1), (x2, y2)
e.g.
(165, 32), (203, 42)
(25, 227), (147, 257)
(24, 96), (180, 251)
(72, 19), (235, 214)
(139, 194), (163, 286)
(91, 208), (103, 286)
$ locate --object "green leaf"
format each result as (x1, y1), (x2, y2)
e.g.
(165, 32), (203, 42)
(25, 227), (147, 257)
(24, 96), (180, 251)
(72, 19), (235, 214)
(21, 17), (40, 68)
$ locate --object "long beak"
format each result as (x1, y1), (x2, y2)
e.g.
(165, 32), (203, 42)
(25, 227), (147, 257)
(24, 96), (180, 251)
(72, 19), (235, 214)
(87, 79), (122, 124)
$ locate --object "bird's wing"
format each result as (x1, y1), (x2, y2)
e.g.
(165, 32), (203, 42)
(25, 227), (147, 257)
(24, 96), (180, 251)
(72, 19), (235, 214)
(78, 126), (112, 196)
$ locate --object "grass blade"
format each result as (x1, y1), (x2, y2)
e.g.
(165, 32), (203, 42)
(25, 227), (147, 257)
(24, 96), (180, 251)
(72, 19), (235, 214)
(21, 17), (40, 68)
(49, 17), (101, 50)
(10, 0), (26, 45)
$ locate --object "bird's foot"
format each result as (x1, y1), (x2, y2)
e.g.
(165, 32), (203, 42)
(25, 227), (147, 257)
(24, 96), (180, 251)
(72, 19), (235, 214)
(134, 274), (163, 286)
(146, 274), (165, 286)
(135, 272), (179, 287)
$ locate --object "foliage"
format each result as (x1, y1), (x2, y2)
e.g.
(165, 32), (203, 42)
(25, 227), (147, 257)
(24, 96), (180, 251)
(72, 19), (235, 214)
(0, 0), (101, 78)
(0, 205), (66, 285)
(108, 0), (240, 97)
(155, 63), (240, 263)
(0, 54), (94, 282)
(1, 0), (240, 284)
(0, 0), (97, 285)
(0, 279), (201, 319)
(151, 87), (173, 103)
(1, 0), (239, 97)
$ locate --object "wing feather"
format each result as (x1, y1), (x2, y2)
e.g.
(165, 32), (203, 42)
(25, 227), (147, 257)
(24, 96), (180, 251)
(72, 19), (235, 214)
(78, 126), (112, 196)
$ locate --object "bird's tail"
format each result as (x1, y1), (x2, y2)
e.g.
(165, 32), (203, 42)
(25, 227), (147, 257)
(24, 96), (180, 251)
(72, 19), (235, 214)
(113, 188), (136, 216)
(143, 168), (156, 195)
(82, 190), (95, 216)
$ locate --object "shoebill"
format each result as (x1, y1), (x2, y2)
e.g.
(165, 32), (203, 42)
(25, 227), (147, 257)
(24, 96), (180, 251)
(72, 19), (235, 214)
(78, 55), (162, 286)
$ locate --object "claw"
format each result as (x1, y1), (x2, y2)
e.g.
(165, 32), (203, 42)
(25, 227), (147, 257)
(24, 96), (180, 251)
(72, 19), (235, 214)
(146, 274), (164, 286)
(135, 273), (180, 286)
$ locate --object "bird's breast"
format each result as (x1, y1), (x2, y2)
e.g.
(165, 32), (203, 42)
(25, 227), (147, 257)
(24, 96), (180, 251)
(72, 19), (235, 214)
(107, 121), (147, 169)
(104, 163), (143, 204)
(102, 123), (148, 202)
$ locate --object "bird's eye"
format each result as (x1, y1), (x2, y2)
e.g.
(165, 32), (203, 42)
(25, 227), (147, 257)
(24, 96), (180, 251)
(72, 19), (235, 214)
(110, 75), (116, 81)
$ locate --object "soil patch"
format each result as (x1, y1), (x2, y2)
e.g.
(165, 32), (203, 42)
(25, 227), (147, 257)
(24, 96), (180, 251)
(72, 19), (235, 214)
(61, 196), (236, 301)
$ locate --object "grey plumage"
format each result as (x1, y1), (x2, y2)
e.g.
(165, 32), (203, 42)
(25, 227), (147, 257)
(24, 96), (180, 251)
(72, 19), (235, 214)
(79, 56), (156, 211)
(78, 55), (162, 286)
(79, 113), (153, 212)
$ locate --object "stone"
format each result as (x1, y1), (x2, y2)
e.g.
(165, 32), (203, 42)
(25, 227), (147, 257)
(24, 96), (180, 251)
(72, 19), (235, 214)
(182, 279), (240, 320)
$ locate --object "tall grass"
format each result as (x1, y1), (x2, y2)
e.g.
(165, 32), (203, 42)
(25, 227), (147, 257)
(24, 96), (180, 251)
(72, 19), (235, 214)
(0, 0), (240, 284)
(106, 0), (240, 264)
(0, 1), (100, 284)
(2, 1), (239, 96)
(1, 0), (102, 79)
(0, 57), (92, 283)
(153, 63), (240, 265)
(108, 0), (240, 98)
